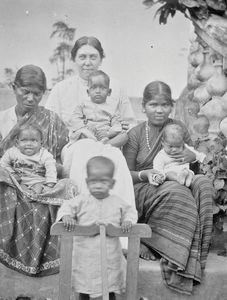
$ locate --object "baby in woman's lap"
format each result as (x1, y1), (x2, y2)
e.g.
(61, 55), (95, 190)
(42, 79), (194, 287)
(0, 123), (57, 194)
(68, 70), (128, 147)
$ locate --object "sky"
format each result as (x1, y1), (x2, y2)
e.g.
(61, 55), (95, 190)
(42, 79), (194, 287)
(0, 0), (191, 98)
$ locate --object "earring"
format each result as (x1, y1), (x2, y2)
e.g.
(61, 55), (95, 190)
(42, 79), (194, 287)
(142, 109), (145, 113)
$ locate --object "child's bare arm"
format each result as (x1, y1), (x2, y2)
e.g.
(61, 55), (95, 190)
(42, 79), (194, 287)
(121, 220), (132, 233)
(106, 132), (129, 148)
(62, 215), (77, 231)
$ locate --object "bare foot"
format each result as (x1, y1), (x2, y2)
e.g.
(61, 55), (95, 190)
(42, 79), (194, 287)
(139, 244), (156, 261)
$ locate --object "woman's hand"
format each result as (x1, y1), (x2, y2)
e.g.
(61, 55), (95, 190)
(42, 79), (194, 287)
(170, 147), (196, 164)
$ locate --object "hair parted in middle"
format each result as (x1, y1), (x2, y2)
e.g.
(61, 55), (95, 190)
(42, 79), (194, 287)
(142, 80), (174, 106)
(71, 36), (105, 61)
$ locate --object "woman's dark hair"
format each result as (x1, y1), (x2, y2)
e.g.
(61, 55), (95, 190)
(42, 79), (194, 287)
(14, 65), (47, 92)
(71, 36), (105, 61)
(142, 81), (173, 106)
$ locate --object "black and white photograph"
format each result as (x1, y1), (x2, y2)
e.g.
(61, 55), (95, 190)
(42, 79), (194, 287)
(0, 1), (227, 299)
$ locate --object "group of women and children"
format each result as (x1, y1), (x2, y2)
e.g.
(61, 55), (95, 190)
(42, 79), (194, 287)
(0, 36), (214, 299)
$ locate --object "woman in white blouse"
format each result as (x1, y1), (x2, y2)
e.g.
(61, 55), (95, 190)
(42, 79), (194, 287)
(45, 36), (136, 131)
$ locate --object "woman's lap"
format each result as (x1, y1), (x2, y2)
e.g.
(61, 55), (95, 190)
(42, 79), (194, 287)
(0, 167), (76, 276)
(134, 177), (213, 271)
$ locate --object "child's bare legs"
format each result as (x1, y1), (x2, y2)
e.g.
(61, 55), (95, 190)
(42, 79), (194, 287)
(184, 170), (194, 187)
(177, 169), (194, 187)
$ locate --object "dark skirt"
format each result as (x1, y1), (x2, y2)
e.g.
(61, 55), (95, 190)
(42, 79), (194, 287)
(134, 175), (213, 295)
(0, 167), (76, 276)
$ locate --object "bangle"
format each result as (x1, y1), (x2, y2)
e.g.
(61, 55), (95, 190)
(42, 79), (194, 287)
(138, 171), (144, 181)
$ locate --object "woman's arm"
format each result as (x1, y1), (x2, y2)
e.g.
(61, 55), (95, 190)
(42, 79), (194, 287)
(123, 126), (153, 184)
(107, 132), (128, 148)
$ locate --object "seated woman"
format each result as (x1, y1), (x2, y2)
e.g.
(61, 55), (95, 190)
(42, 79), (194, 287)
(0, 65), (76, 276)
(45, 36), (137, 140)
(123, 81), (214, 295)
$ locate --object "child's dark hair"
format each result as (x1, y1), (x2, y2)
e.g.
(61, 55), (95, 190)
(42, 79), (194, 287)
(87, 156), (115, 177)
(88, 70), (110, 87)
(162, 123), (184, 142)
(15, 123), (43, 141)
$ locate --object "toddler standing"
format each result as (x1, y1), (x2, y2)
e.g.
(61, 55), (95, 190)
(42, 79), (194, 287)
(0, 124), (57, 194)
(56, 156), (137, 299)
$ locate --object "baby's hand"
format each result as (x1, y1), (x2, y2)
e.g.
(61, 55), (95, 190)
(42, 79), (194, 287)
(42, 183), (55, 193)
(101, 137), (109, 144)
(120, 120), (130, 131)
(62, 215), (77, 231)
(148, 172), (165, 186)
(121, 220), (132, 233)
(95, 129), (108, 140)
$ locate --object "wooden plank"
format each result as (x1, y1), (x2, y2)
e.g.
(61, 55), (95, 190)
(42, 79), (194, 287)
(51, 222), (100, 236)
(125, 236), (140, 300)
(58, 236), (73, 300)
(106, 223), (151, 238)
(100, 225), (109, 300)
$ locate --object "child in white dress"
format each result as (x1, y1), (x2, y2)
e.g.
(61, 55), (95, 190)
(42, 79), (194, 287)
(153, 123), (206, 187)
(0, 124), (57, 194)
(57, 156), (138, 299)
(69, 70), (128, 147)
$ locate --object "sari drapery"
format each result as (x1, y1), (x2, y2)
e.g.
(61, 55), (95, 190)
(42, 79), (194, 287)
(123, 120), (213, 294)
(0, 106), (76, 276)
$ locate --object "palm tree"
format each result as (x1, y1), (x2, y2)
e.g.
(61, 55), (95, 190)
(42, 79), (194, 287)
(50, 21), (75, 41)
(50, 21), (76, 81)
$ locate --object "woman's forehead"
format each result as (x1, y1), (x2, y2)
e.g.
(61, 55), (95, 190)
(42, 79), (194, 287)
(146, 98), (171, 105)
(19, 85), (43, 93)
(76, 44), (100, 56)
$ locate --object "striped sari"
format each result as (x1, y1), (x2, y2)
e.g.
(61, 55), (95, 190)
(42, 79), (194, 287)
(123, 119), (213, 294)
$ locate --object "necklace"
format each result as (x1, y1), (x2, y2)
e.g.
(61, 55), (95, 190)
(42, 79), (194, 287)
(145, 121), (151, 151)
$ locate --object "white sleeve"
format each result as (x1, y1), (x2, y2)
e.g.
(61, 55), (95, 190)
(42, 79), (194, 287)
(186, 144), (206, 163)
(0, 148), (15, 173)
(109, 113), (122, 134)
(45, 84), (61, 116)
(153, 151), (166, 175)
(121, 198), (138, 224)
(69, 104), (86, 133)
(42, 150), (57, 183)
(56, 196), (82, 222)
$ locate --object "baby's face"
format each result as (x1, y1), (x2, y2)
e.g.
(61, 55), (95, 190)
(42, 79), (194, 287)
(86, 167), (114, 200)
(87, 75), (111, 104)
(162, 136), (184, 156)
(17, 129), (42, 156)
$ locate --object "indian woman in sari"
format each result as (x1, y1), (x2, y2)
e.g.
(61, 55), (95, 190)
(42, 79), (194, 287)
(123, 81), (214, 294)
(0, 65), (76, 276)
